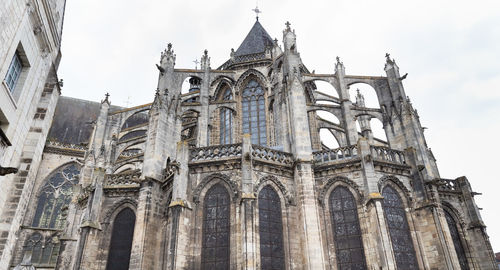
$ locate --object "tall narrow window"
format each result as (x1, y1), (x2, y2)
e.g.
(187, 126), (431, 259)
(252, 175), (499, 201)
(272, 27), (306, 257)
(259, 185), (285, 269)
(220, 108), (232, 144)
(23, 233), (60, 266)
(201, 184), (230, 270)
(444, 210), (469, 270)
(329, 186), (366, 269)
(32, 163), (80, 229)
(242, 80), (266, 146)
(106, 208), (136, 270)
(382, 186), (418, 269)
(4, 52), (23, 92)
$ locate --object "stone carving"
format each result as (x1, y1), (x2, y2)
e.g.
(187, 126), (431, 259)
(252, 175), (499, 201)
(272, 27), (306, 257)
(370, 146), (406, 165)
(251, 145), (293, 166)
(192, 173), (239, 203)
(190, 143), (242, 162)
(313, 145), (358, 164)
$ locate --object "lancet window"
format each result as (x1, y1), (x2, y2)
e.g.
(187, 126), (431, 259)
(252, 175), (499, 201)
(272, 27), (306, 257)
(32, 163), (80, 229)
(382, 186), (418, 269)
(444, 210), (469, 270)
(201, 184), (230, 269)
(106, 208), (136, 270)
(220, 108), (232, 144)
(258, 185), (285, 269)
(242, 80), (267, 146)
(23, 233), (60, 266)
(329, 186), (366, 269)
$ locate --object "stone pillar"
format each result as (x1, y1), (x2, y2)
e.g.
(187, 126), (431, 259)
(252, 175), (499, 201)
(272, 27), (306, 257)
(241, 135), (257, 269)
(129, 179), (164, 269)
(197, 51), (211, 147)
(358, 138), (396, 269)
(335, 59), (358, 145)
(457, 177), (497, 269)
(166, 141), (193, 270)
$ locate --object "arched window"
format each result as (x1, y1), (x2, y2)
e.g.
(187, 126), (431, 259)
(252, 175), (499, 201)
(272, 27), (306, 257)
(201, 184), (230, 270)
(242, 80), (267, 146)
(32, 163), (80, 229)
(23, 233), (60, 266)
(220, 108), (232, 144)
(444, 210), (469, 270)
(329, 186), (366, 269)
(258, 185), (285, 269)
(106, 208), (136, 270)
(223, 88), (232, 100)
(382, 186), (418, 269)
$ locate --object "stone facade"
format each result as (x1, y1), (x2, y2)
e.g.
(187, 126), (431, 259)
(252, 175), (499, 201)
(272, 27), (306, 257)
(8, 20), (498, 270)
(0, 0), (65, 268)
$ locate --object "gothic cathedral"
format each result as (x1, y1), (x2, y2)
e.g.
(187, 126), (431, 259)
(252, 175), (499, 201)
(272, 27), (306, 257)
(10, 20), (497, 269)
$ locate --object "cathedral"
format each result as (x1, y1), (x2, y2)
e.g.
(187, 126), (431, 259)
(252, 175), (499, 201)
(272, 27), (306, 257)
(4, 16), (498, 269)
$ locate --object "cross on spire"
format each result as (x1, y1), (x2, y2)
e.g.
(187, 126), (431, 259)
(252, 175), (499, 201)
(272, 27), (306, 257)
(285, 21), (291, 30)
(252, 5), (261, 21)
(193, 59), (200, 69)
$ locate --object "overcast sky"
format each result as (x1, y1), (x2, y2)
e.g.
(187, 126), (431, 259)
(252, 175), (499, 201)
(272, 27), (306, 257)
(58, 0), (500, 252)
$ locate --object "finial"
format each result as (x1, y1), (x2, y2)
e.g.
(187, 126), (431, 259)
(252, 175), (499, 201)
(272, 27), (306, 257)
(193, 59), (200, 70)
(285, 21), (291, 30)
(230, 48), (235, 59)
(104, 92), (110, 101)
(336, 56), (340, 64)
(167, 43), (172, 52)
(204, 49), (208, 56)
(252, 5), (261, 21)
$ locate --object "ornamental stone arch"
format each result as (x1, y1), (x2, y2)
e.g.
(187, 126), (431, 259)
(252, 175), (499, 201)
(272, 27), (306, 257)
(235, 69), (268, 93)
(319, 175), (363, 206)
(212, 77), (235, 101)
(102, 198), (138, 225)
(441, 201), (467, 227)
(378, 175), (413, 206)
(254, 175), (294, 206)
(192, 173), (239, 203)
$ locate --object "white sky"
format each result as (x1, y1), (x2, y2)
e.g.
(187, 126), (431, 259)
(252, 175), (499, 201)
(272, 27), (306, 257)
(58, 0), (500, 252)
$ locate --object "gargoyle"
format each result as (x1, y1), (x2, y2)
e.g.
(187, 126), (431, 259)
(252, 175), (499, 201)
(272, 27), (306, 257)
(0, 166), (18, 176)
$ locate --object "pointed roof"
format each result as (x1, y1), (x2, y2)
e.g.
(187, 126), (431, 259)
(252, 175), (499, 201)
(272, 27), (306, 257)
(234, 20), (274, 56)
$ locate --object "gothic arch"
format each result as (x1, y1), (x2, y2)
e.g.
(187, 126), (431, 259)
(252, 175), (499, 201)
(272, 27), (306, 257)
(378, 175), (413, 206)
(192, 173), (239, 203)
(120, 108), (150, 132)
(102, 198), (138, 225)
(210, 75), (235, 87)
(254, 175), (294, 206)
(319, 176), (363, 205)
(235, 69), (268, 92)
(213, 80), (234, 101)
(441, 201), (467, 227)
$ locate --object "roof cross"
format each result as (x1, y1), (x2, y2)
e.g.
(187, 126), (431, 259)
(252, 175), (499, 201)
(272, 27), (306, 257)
(193, 59), (200, 70)
(285, 21), (291, 30)
(252, 5), (261, 21)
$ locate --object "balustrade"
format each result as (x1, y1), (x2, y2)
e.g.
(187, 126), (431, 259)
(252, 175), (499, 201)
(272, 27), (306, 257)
(371, 146), (406, 165)
(313, 145), (358, 164)
(251, 145), (293, 165)
(190, 143), (242, 161)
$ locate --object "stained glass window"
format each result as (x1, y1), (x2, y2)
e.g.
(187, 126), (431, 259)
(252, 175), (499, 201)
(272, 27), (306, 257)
(201, 184), (230, 270)
(223, 88), (232, 100)
(242, 80), (267, 146)
(106, 208), (136, 270)
(444, 210), (469, 270)
(23, 233), (60, 266)
(32, 163), (80, 229)
(220, 108), (232, 145)
(259, 186), (285, 269)
(329, 186), (366, 269)
(382, 186), (418, 270)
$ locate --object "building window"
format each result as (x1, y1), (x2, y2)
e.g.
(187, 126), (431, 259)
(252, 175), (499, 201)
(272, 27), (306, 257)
(23, 233), (60, 266)
(382, 186), (418, 270)
(329, 186), (366, 269)
(220, 108), (232, 144)
(4, 52), (23, 92)
(242, 80), (266, 146)
(444, 210), (469, 270)
(201, 184), (230, 270)
(32, 163), (80, 229)
(223, 88), (232, 100)
(106, 208), (136, 270)
(258, 185), (285, 269)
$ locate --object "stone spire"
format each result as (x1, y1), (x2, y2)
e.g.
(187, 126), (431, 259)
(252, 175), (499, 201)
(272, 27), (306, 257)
(160, 43), (176, 69)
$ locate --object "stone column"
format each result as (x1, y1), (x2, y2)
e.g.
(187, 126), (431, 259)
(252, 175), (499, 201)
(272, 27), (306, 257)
(358, 138), (396, 269)
(241, 135), (257, 269)
(335, 59), (358, 145)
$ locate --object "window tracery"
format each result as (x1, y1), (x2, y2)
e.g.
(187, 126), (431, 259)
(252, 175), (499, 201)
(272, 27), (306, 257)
(382, 185), (418, 269)
(242, 79), (267, 146)
(201, 184), (230, 269)
(106, 208), (136, 270)
(444, 210), (469, 270)
(329, 186), (366, 269)
(258, 185), (285, 269)
(32, 163), (80, 229)
(23, 233), (60, 266)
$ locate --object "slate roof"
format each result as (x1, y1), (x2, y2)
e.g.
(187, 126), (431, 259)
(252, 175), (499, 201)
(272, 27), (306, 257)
(234, 20), (274, 56)
(47, 96), (120, 144)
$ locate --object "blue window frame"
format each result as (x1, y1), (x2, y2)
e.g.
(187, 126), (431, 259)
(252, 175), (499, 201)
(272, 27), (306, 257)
(4, 52), (23, 92)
